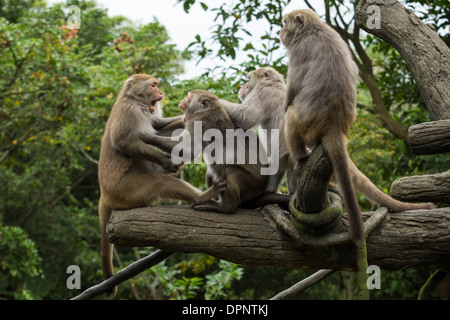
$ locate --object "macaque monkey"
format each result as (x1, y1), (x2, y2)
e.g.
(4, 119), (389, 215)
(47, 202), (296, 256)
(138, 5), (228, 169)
(140, 89), (268, 213)
(219, 67), (295, 193)
(280, 9), (434, 245)
(98, 75), (225, 298)
(222, 66), (434, 212)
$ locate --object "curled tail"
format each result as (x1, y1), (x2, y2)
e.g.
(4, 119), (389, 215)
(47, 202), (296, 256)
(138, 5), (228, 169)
(99, 198), (117, 299)
(322, 132), (364, 245)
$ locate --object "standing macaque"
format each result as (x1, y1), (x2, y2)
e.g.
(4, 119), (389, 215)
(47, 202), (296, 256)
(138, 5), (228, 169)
(223, 66), (434, 212)
(140, 89), (268, 213)
(280, 9), (434, 246)
(219, 67), (295, 193)
(98, 75), (225, 299)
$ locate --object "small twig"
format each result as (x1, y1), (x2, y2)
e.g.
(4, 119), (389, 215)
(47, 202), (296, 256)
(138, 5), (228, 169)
(79, 146), (99, 165)
(70, 249), (173, 300)
(270, 269), (336, 300)
(418, 270), (447, 300)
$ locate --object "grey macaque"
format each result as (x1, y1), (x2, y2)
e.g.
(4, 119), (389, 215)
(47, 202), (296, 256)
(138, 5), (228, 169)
(140, 89), (268, 213)
(98, 75), (224, 298)
(280, 9), (435, 244)
(219, 67), (296, 194)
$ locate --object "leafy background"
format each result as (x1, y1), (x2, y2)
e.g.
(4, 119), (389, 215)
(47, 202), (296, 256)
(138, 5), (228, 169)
(0, 0), (448, 299)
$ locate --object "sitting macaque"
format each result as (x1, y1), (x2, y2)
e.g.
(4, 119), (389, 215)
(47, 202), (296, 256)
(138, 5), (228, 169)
(140, 89), (268, 213)
(98, 75), (225, 298)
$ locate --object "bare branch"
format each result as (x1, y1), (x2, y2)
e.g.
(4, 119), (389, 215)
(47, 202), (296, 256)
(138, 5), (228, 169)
(71, 250), (173, 300)
(271, 269), (336, 300)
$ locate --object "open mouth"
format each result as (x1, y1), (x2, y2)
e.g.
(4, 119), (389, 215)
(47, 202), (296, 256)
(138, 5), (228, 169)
(149, 97), (163, 112)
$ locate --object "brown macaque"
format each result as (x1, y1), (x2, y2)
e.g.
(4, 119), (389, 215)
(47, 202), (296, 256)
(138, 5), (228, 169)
(140, 89), (268, 213)
(219, 67), (295, 193)
(280, 9), (434, 245)
(98, 75), (225, 299)
(223, 66), (434, 212)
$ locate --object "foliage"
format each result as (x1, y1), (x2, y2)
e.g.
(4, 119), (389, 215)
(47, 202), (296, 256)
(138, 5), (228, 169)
(0, 225), (43, 299)
(0, 0), (187, 299)
(0, 0), (447, 300)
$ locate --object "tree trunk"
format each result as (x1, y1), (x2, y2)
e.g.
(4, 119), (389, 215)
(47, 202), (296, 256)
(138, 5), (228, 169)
(355, 0), (450, 120)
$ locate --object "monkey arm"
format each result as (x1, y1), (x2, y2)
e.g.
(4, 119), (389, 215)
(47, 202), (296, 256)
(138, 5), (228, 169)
(152, 115), (184, 130)
(220, 99), (262, 130)
(140, 129), (199, 163)
(156, 119), (185, 137)
(139, 131), (180, 154)
(110, 122), (178, 172)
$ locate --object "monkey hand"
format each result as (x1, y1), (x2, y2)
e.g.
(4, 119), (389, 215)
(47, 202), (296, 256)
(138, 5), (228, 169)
(212, 179), (227, 194)
(160, 153), (179, 173)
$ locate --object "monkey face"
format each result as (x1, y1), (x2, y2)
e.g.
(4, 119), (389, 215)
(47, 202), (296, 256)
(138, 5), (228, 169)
(179, 91), (192, 112)
(125, 74), (164, 112)
(179, 90), (221, 121)
(146, 80), (164, 112)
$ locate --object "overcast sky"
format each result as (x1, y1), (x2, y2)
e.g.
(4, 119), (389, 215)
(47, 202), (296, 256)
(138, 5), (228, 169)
(47, 0), (303, 79)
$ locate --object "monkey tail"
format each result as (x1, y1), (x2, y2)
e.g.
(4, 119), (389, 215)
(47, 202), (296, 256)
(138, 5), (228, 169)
(322, 131), (364, 246)
(99, 198), (118, 299)
(349, 161), (435, 212)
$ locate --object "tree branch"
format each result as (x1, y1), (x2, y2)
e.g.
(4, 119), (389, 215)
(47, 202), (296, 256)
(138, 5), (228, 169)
(71, 249), (173, 300)
(270, 269), (336, 300)
(355, 0), (450, 120)
(106, 205), (450, 272)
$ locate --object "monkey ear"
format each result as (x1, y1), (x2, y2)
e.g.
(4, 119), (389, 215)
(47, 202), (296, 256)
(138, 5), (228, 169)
(295, 13), (304, 26)
(125, 78), (134, 88)
(202, 99), (213, 108)
(263, 70), (272, 79)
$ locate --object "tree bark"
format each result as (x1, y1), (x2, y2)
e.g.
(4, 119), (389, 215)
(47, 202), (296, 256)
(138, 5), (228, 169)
(107, 205), (450, 272)
(408, 120), (450, 155)
(355, 0), (450, 120)
(391, 170), (450, 204)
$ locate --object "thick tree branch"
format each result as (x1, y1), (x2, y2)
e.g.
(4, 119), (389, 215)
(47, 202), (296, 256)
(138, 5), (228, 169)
(391, 170), (450, 204)
(408, 120), (450, 155)
(107, 205), (450, 272)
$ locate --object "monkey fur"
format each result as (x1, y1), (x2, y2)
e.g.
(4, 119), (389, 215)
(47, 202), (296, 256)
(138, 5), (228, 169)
(220, 67), (295, 193)
(140, 89), (268, 213)
(98, 75), (225, 298)
(223, 66), (434, 212)
(280, 9), (434, 245)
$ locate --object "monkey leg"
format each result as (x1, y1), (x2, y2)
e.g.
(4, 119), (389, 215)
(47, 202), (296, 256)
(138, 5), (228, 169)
(115, 173), (221, 207)
(285, 166), (297, 194)
(284, 109), (309, 161)
(98, 198), (117, 299)
(266, 153), (292, 193)
(194, 173), (242, 213)
(193, 187), (240, 213)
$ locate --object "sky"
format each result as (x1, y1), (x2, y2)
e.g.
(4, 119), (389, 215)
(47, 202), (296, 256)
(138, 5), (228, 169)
(47, 0), (302, 79)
